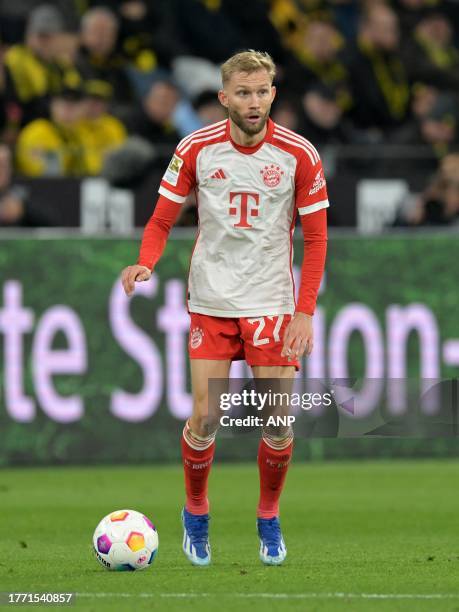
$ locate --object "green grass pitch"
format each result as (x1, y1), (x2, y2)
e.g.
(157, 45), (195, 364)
(1, 460), (459, 611)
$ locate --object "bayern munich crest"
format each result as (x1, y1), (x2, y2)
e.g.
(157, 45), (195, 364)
(190, 327), (204, 349)
(260, 164), (284, 187)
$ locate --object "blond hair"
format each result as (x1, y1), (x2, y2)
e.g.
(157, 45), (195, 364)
(221, 50), (276, 85)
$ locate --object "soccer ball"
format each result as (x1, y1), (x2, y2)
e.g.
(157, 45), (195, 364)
(93, 509), (158, 571)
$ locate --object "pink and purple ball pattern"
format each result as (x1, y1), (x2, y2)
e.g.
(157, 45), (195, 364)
(97, 534), (112, 554)
(143, 515), (156, 531)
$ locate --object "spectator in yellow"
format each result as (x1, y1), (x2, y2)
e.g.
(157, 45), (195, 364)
(4, 5), (81, 125)
(16, 87), (88, 177)
(77, 80), (127, 175)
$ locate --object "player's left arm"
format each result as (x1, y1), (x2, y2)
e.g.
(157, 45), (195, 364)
(281, 154), (329, 360)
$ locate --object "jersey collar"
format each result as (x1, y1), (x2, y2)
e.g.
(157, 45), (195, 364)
(226, 118), (274, 155)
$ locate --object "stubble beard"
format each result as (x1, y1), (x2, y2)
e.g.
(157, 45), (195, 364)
(228, 107), (270, 136)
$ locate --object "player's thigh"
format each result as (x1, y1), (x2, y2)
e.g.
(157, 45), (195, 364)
(189, 359), (231, 436)
(252, 365), (296, 379)
(252, 365), (296, 436)
(251, 365), (296, 416)
(190, 358), (232, 417)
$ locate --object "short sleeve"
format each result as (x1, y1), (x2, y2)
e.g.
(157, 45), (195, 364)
(158, 148), (196, 204)
(295, 152), (330, 216)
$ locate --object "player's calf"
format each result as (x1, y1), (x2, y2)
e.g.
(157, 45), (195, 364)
(256, 430), (293, 565)
(181, 419), (215, 566)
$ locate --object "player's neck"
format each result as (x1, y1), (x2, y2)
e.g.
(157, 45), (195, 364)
(229, 119), (267, 148)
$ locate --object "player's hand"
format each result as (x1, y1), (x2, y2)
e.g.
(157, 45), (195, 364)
(281, 312), (313, 360)
(121, 265), (152, 296)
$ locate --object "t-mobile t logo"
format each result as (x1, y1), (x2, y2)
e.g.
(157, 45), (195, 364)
(229, 191), (260, 228)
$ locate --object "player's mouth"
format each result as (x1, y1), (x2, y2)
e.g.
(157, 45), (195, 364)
(246, 114), (261, 124)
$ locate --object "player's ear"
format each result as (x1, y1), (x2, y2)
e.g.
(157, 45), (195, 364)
(218, 89), (228, 108)
(271, 85), (277, 103)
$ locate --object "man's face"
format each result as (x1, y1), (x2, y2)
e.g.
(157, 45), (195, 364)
(27, 32), (57, 61)
(51, 98), (82, 125)
(218, 69), (275, 136)
(82, 15), (117, 57)
(418, 16), (452, 46)
(303, 91), (341, 129)
(421, 118), (456, 144)
(305, 22), (338, 63)
(144, 82), (179, 124)
(367, 7), (399, 51)
(81, 97), (108, 120)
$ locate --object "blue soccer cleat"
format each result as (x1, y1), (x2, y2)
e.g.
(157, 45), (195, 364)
(181, 508), (211, 566)
(257, 516), (287, 565)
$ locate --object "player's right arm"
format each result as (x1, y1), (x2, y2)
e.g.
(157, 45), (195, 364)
(121, 194), (181, 296)
(121, 147), (196, 297)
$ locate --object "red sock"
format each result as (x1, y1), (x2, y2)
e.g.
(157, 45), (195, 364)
(181, 431), (215, 515)
(257, 437), (293, 519)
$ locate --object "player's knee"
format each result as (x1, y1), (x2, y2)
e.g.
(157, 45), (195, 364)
(189, 410), (219, 438)
(262, 424), (294, 443)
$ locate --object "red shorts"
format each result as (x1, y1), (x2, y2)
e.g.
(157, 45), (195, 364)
(188, 312), (300, 370)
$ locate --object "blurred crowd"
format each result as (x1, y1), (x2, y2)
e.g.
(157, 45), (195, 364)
(1, 0), (459, 227)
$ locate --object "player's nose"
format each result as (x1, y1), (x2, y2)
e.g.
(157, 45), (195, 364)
(248, 94), (260, 108)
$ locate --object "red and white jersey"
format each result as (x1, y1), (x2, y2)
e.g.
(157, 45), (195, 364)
(159, 118), (329, 317)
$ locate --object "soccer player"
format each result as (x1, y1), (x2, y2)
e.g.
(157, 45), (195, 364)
(121, 50), (328, 566)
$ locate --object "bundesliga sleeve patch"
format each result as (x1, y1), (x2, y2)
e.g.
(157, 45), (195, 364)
(163, 154), (184, 186)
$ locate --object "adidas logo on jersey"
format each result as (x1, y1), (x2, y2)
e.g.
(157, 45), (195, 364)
(209, 169), (227, 179)
(308, 169), (325, 195)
